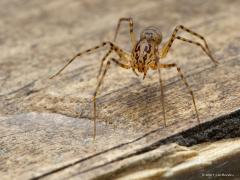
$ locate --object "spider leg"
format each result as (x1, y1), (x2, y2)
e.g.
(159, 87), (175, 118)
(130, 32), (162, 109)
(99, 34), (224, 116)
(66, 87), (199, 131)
(50, 42), (111, 79)
(159, 63), (200, 124)
(112, 56), (138, 76)
(97, 48), (131, 81)
(176, 25), (214, 57)
(176, 36), (217, 64)
(49, 41), (127, 79)
(93, 60), (111, 139)
(110, 58), (131, 69)
(132, 68), (139, 77)
(113, 17), (137, 48)
(98, 48), (132, 79)
(49, 40), (132, 138)
(161, 25), (218, 64)
(93, 58), (131, 139)
(156, 59), (166, 126)
(97, 48), (112, 79)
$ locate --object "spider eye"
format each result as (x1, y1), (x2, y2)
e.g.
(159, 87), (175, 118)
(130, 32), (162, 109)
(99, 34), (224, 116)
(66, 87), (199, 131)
(144, 32), (153, 39)
(140, 27), (162, 44)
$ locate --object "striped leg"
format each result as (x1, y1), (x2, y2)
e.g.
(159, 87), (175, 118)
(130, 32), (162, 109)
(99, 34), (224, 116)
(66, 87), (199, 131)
(156, 59), (166, 126)
(97, 48), (112, 79)
(176, 36), (217, 64)
(161, 25), (217, 64)
(49, 41), (126, 79)
(93, 60), (111, 139)
(111, 58), (131, 69)
(113, 18), (137, 48)
(93, 58), (130, 139)
(160, 63), (200, 124)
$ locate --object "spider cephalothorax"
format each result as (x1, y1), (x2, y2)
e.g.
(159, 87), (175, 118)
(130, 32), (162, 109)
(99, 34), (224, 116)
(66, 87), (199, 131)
(140, 26), (162, 44)
(50, 17), (218, 139)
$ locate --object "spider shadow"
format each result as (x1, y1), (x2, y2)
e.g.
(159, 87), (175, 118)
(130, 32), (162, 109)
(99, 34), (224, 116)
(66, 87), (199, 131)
(96, 78), (186, 133)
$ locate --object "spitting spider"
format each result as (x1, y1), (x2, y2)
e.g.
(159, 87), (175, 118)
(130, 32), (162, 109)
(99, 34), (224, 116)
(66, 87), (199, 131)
(50, 18), (218, 139)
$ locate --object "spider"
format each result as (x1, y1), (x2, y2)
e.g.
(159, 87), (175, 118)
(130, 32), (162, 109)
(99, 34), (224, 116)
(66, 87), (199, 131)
(50, 18), (218, 139)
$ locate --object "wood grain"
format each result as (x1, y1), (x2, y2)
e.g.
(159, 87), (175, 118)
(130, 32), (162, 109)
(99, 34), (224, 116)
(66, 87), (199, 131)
(0, 0), (240, 179)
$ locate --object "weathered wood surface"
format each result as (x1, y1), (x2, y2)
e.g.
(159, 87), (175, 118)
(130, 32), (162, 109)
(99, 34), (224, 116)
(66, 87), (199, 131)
(0, 0), (240, 179)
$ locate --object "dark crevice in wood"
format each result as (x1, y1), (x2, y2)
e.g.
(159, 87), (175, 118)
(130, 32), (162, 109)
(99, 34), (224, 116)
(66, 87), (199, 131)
(33, 108), (240, 179)
(69, 109), (240, 179)
(152, 108), (240, 147)
(0, 80), (37, 97)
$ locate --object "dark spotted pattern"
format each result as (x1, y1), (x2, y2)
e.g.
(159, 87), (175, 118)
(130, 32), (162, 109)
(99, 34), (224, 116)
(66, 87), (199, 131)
(144, 44), (151, 53)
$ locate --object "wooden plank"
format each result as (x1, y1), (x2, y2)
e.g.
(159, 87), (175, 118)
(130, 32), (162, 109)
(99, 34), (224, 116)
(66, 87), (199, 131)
(33, 109), (240, 180)
(0, 0), (240, 179)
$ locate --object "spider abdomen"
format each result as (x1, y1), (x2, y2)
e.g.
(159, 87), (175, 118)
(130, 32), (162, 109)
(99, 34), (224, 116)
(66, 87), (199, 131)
(132, 39), (158, 73)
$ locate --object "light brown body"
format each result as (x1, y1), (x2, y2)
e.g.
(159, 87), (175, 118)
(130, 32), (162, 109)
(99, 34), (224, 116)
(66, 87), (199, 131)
(132, 38), (159, 78)
(50, 18), (218, 139)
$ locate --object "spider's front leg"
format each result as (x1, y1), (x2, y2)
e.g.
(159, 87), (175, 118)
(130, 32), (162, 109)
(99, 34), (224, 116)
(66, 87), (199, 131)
(49, 40), (131, 139)
(113, 17), (137, 48)
(156, 60), (166, 126)
(49, 42), (112, 79)
(50, 41), (123, 79)
(161, 25), (218, 65)
(93, 58), (131, 139)
(97, 48), (112, 79)
(153, 61), (200, 126)
(160, 63), (200, 124)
